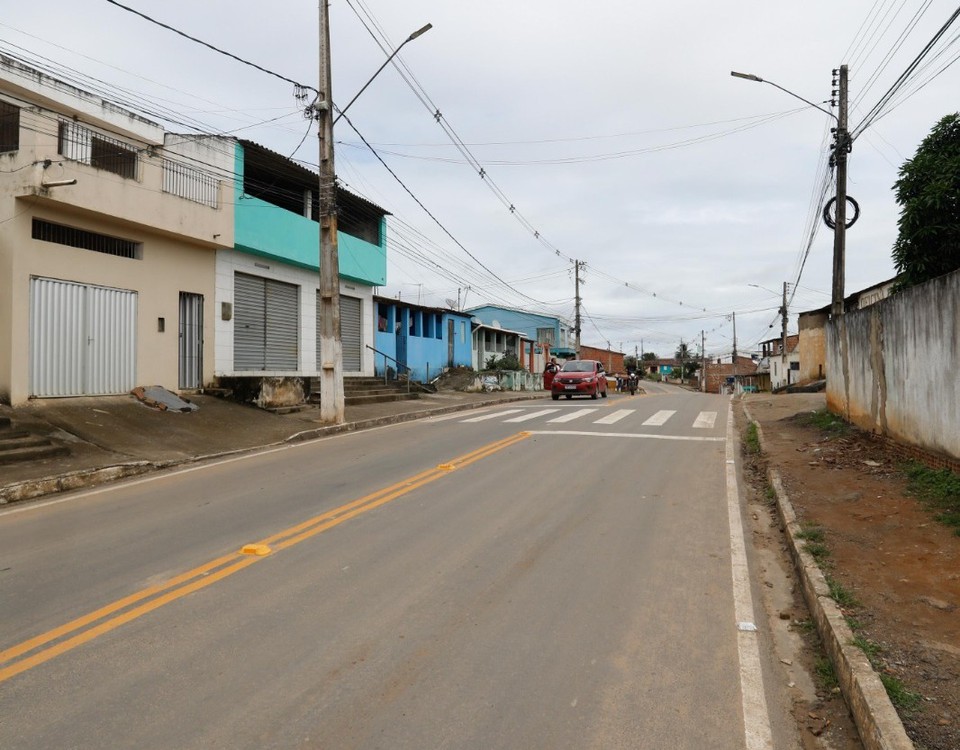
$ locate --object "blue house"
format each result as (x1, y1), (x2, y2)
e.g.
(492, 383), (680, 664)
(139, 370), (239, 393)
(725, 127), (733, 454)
(215, 140), (388, 392)
(373, 297), (473, 382)
(466, 305), (576, 360)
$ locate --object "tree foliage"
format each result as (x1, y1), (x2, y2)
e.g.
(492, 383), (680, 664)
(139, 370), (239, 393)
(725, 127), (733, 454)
(485, 353), (522, 371)
(892, 113), (960, 289)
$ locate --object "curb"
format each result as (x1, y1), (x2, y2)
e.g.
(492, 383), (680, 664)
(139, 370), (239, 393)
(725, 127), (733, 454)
(742, 403), (914, 750)
(0, 393), (543, 506)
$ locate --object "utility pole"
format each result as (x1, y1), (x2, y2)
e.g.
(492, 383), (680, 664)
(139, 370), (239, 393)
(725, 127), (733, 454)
(831, 64), (849, 318)
(781, 281), (789, 385)
(574, 259), (583, 356)
(317, 0), (343, 423)
(701, 329), (706, 392)
(732, 311), (739, 393)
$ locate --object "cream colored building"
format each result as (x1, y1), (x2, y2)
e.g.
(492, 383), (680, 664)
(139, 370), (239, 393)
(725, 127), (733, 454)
(0, 54), (234, 405)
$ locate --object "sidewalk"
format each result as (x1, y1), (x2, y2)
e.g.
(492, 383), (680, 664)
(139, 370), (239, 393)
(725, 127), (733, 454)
(0, 389), (546, 504)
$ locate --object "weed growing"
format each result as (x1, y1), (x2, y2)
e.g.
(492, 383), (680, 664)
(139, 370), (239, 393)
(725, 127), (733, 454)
(744, 422), (761, 454)
(795, 525), (826, 543)
(825, 574), (860, 609)
(903, 461), (960, 535)
(814, 656), (838, 690)
(880, 674), (922, 712)
(798, 409), (850, 436)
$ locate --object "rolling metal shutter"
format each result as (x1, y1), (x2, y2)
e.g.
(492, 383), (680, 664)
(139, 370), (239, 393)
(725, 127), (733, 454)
(340, 295), (362, 372)
(30, 277), (137, 397)
(234, 272), (299, 371)
(316, 293), (362, 372)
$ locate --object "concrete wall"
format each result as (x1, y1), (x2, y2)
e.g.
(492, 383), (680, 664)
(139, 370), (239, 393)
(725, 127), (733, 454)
(826, 270), (960, 461)
(578, 344), (624, 374)
(798, 310), (829, 383)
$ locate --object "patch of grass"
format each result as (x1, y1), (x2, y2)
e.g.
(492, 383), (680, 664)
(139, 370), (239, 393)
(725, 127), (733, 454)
(798, 409), (850, 436)
(880, 674), (922, 712)
(852, 635), (882, 663)
(744, 422), (761, 454)
(794, 618), (817, 633)
(814, 656), (838, 690)
(764, 483), (777, 504)
(825, 574), (860, 609)
(795, 524), (826, 543)
(804, 541), (831, 562)
(845, 615), (865, 632)
(903, 461), (960, 535)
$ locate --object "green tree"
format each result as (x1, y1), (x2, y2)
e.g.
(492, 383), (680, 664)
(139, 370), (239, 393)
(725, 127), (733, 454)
(485, 353), (522, 371)
(623, 354), (638, 371)
(892, 113), (960, 289)
(641, 351), (657, 361)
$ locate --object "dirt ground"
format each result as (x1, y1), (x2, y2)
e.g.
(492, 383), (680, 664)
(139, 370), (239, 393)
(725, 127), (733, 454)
(742, 393), (959, 750)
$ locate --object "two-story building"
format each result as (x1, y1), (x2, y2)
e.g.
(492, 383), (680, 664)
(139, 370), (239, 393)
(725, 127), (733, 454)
(214, 140), (388, 403)
(0, 53), (234, 406)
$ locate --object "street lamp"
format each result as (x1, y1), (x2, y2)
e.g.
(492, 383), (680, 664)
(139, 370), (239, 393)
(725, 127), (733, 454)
(731, 67), (851, 318)
(334, 23), (433, 124)
(316, 16), (432, 424)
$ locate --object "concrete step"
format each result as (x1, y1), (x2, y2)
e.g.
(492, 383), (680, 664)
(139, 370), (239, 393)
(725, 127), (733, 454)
(345, 392), (421, 407)
(0, 434), (52, 450)
(0, 415), (11, 430)
(0, 443), (70, 465)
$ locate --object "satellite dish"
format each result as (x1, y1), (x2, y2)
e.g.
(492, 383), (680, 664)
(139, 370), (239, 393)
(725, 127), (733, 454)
(445, 298), (458, 309)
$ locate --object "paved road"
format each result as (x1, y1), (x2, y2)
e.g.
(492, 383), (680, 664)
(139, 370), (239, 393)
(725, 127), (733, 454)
(0, 386), (789, 748)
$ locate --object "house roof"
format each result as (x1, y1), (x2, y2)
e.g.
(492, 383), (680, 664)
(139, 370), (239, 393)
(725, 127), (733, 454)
(797, 276), (896, 317)
(373, 295), (470, 319)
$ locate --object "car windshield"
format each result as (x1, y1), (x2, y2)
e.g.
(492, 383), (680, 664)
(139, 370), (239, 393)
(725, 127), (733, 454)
(561, 361), (596, 373)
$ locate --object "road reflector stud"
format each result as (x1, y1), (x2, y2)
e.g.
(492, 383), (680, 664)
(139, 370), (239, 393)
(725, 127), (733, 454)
(437, 463), (455, 471)
(241, 543), (271, 556)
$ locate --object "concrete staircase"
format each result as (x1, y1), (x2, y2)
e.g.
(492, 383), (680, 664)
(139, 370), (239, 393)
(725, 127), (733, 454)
(342, 376), (421, 407)
(0, 415), (70, 465)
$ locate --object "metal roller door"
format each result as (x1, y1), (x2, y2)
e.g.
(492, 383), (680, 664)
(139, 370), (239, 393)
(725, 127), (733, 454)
(30, 277), (137, 397)
(234, 272), (299, 371)
(317, 293), (362, 372)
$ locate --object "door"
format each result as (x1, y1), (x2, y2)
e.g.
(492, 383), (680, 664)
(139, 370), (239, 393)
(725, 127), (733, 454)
(234, 272), (299, 371)
(30, 277), (137, 397)
(178, 292), (203, 389)
(447, 319), (455, 367)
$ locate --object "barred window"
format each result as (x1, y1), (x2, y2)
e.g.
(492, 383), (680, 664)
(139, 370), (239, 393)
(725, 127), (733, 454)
(0, 100), (19, 152)
(58, 120), (139, 180)
(32, 218), (141, 259)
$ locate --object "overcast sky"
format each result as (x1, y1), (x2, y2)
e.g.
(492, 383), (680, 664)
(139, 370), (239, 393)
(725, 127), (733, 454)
(4, 1), (958, 357)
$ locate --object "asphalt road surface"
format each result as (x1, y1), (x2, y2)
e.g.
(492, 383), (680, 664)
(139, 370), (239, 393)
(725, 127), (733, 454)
(0, 385), (792, 748)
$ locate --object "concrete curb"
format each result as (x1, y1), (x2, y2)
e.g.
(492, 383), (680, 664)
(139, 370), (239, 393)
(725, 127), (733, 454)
(742, 403), (914, 750)
(0, 393), (543, 506)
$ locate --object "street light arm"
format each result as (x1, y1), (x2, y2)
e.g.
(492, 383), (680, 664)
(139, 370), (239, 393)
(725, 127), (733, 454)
(334, 23), (432, 124)
(730, 71), (838, 122)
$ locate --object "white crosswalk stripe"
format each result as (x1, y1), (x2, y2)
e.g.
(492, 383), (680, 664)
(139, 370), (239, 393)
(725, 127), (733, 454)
(461, 409), (524, 423)
(693, 411), (718, 429)
(642, 410), (676, 426)
(548, 408), (599, 423)
(503, 408), (561, 423)
(593, 409), (634, 425)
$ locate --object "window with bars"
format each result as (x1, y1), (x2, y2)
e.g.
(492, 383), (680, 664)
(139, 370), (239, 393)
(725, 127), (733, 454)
(32, 218), (141, 259)
(58, 120), (139, 180)
(0, 100), (19, 152)
(162, 158), (219, 208)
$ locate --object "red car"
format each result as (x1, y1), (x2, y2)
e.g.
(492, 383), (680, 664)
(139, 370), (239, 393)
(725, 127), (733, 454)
(551, 360), (608, 400)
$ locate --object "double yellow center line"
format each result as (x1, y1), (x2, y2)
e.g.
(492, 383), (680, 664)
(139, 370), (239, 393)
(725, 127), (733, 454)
(0, 431), (530, 684)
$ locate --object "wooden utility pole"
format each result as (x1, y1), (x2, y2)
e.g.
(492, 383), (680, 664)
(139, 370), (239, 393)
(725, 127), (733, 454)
(732, 311), (739, 392)
(831, 64), (849, 318)
(317, 0), (343, 423)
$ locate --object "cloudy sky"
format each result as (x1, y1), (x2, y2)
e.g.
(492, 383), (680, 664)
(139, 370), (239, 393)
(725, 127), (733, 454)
(4, 1), (958, 358)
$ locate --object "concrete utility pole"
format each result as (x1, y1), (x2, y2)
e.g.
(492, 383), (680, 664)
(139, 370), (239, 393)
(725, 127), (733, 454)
(731, 311), (739, 392)
(781, 281), (789, 385)
(574, 259), (583, 356)
(701, 329), (706, 392)
(317, 0), (343, 423)
(831, 64), (849, 318)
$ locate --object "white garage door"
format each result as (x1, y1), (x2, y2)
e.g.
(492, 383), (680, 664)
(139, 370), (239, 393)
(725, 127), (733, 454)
(30, 277), (137, 397)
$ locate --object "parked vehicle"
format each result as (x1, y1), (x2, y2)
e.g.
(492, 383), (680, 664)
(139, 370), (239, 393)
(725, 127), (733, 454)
(551, 360), (608, 400)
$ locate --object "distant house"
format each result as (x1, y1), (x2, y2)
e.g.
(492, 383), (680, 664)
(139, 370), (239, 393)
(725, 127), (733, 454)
(797, 278), (895, 385)
(466, 305), (576, 365)
(578, 344), (624, 373)
(472, 321), (529, 371)
(700, 357), (760, 394)
(643, 359), (679, 378)
(759, 334), (800, 390)
(373, 297), (472, 382)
